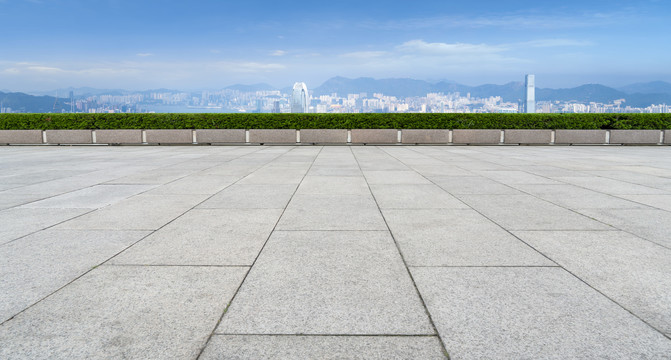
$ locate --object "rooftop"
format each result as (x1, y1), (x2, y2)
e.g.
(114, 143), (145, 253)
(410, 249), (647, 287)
(1, 145), (670, 358)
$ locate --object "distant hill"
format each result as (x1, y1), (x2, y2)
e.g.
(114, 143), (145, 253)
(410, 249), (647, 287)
(313, 77), (671, 107)
(224, 83), (276, 92)
(618, 81), (671, 95)
(0, 91), (70, 113)
(29, 87), (129, 97)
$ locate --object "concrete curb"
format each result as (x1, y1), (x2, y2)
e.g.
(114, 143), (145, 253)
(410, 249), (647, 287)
(1, 129), (669, 146)
(351, 129), (398, 144)
(45, 130), (92, 144)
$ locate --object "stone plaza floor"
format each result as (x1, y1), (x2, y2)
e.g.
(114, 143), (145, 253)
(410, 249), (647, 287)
(1, 145), (670, 359)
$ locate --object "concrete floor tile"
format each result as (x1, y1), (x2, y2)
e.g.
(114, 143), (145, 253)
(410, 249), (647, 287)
(515, 230), (671, 336)
(201, 335), (446, 360)
(0, 266), (247, 359)
(277, 194), (387, 230)
(106, 168), (195, 184)
(0, 208), (91, 245)
(514, 184), (647, 209)
(411, 267), (671, 359)
(431, 176), (520, 195)
(618, 194), (671, 212)
(0, 193), (48, 210)
(457, 194), (612, 230)
(0, 230), (149, 323)
(238, 168), (307, 184)
(363, 170), (432, 184)
(111, 209), (282, 266)
(198, 184), (297, 209)
(20, 184), (155, 209)
(54, 194), (208, 230)
(217, 231), (433, 335)
(145, 175), (239, 195)
(410, 165), (474, 177)
(576, 208), (671, 248)
(297, 176), (369, 195)
(384, 209), (552, 266)
(554, 176), (668, 195)
(371, 184), (469, 209)
(475, 170), (562, 185)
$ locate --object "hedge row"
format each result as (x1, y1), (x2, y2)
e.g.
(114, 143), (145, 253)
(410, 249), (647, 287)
(1, 113), (670, 130)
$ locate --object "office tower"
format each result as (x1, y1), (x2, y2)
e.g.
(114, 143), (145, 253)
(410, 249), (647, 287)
(69, 91), (75, 113)
(291, 82), (308, 113)
(273, 101), (280, 113)
(524, 74), (535, 113)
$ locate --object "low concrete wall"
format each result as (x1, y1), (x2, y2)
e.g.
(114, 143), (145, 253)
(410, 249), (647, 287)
(300, 129), (348, 144)
(452, 130), (501, 144)
(351, 129), (398, 144)
(249, 129), (297, 144)
(45, 130), (92, 144)
(195, 129), (246, 144)
(504, 130), (552, 144)
(2, 129), (670, 146)
(145, 129), (193, 144)
(610, 130), (661, 145)
(555, 130), (607, 145)
(95, 130), (143, 144)
(401, 129), (449, 144)
(0, 130), (43, 144)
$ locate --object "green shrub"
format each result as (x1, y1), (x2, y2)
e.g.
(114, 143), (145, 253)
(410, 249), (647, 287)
(0, 113), (669, 130)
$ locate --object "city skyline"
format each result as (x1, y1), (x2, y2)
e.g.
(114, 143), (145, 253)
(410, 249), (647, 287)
(1, 1), (670, 92)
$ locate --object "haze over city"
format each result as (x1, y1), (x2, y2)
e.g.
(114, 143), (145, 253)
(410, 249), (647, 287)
(1, 0), (670, 92)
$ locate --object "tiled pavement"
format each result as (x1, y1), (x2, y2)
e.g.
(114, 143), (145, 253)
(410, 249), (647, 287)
(1, 145), (670, 359)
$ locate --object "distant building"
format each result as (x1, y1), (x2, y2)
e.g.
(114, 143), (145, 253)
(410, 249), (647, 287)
(524, 74), (536, 113)
(291, 82), (308, 113)
(272, 101), (281, 113)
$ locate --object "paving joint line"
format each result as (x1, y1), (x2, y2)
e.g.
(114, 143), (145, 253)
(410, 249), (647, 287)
(395, 145), (671, 341)
(351, 145), (451, 360)
(0, 146), (275, 325)
(195, 145), (324, 360)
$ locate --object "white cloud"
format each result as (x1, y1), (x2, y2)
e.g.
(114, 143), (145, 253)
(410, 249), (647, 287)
(395, 40), (507, 57)
(217, 61), (286, 73)
(519, 39), (594, 48)
(340, 51), (388, 59)
(136, 53), (153, 57)
(271, 50), (287, 56)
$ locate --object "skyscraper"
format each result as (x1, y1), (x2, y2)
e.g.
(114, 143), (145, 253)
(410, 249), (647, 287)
(291, 82), (308, 113)
(524, 74), (535, 113)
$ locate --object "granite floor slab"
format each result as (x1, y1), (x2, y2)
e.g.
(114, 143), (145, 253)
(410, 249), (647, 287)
(54, 194), (208, 230)
(277, 193), (387, 231)
(0, 229), (150, 323)
(0, 207), (91, 245)
(411, 267), (671, 359)
(1, 146), (671, 358)
(201, 335), (446, 359)
(0, 266), (248, 359)
(198, 184), (298, 209)
(383, 209), (553, 266)
(111, 209), (282, 266)
(514, 230), (671, 336)
(217, 231), (433, 335)
(457, 194), (612, 230)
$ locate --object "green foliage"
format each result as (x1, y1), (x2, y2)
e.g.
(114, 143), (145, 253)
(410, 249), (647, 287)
(0, 113), (669, 130)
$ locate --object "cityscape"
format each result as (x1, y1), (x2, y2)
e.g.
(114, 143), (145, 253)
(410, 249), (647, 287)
(2, 75), (670, 114)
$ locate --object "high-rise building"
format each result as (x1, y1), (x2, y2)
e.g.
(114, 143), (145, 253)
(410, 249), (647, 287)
(524, 74), (535, 113)
(291, 82), (308, 113)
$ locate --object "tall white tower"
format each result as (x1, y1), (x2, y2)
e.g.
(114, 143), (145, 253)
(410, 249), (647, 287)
(524, 74), (535, 113)
(291, 82), (308, 113)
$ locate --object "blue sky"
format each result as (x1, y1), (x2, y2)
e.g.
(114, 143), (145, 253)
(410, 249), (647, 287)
(1, 0), (669, 91)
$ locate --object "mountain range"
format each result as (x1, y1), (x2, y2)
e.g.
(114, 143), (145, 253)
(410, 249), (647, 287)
(4, 78), (671, 113)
